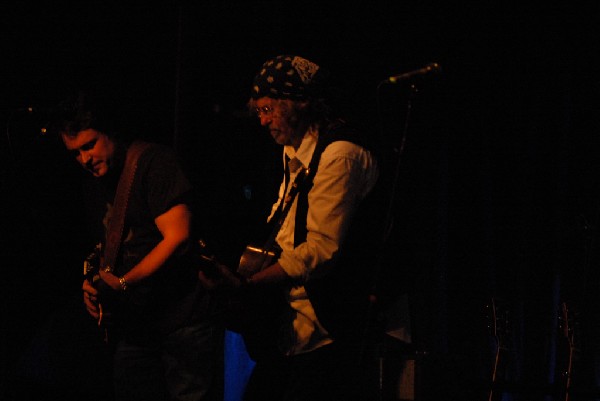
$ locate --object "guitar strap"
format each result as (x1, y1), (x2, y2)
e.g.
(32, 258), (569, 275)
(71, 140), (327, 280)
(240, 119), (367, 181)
(294, 119), (357, 246)
(236, 159), (309, 279)
(265, 120), (354, 252)
(102, 140), (151, 272)
(261, 164), (308, 255)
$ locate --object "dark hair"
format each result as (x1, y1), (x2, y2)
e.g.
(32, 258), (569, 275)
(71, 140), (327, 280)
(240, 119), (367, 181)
(48, 89), (123, 139)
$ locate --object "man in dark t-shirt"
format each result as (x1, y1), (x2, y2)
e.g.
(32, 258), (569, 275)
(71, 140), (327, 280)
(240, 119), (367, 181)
(51, 89), (221, 401)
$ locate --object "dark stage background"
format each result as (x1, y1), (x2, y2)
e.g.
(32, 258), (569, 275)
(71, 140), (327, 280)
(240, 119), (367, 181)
(1, 2), (599, 400)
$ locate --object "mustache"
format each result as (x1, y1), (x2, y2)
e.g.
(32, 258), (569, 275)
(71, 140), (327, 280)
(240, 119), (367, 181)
(84, 160), (96, 171)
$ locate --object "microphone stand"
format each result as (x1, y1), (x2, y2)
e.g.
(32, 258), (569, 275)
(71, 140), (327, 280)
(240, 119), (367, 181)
(364, 81), (421, 401)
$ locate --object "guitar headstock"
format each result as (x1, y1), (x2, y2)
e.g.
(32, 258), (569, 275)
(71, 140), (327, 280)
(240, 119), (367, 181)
(486, 297), (511, 351)
(558, 301), (578, 347)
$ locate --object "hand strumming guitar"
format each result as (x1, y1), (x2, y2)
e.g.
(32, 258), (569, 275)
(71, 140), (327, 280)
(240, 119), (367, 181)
(98, 269), (126, 291)
(197, 262), (245, 291)
(82, 279), (100, 319)
(197, 256), (291, 291)
(82, 269), (124, 320)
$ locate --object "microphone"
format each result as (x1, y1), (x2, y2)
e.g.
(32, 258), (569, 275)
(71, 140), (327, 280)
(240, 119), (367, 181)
(385, 62), (441, 84)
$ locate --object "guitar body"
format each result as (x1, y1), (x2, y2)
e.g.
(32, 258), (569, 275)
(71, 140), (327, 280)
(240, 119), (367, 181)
(83, 243), (118, 342)
(237, 245), (276, 278)
(235, 245), (292, 361)
(201, 243), (290, 362)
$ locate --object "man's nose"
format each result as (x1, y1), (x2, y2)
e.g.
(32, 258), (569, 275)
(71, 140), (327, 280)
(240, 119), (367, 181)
(80, 150), (91, 164)
(259, 114), (271, 126)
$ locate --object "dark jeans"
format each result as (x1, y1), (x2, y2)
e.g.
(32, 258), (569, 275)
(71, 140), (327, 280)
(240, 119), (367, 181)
(113, 321), (222, 401)
(243, 340), (372, 401)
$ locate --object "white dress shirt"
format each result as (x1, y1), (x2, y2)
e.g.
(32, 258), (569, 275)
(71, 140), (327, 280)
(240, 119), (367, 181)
(268, 126), (379, 355)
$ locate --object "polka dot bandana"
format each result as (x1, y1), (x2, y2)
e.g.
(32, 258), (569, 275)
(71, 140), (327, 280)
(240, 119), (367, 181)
(251, 55), (324, 100)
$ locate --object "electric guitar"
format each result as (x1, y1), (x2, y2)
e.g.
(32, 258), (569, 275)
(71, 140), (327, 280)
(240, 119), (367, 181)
(83, 242), (114, 343)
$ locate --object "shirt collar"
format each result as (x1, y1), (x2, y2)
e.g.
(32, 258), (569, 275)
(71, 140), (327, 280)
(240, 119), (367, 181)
(284, 126), (318, 169)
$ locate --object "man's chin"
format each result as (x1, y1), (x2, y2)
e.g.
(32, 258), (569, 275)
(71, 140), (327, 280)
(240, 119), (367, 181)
(89, 166), (107, 177)
(273, 135), (287, 146)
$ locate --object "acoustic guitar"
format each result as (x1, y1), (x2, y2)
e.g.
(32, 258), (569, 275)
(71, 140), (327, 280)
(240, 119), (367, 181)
(195, 238), (289, 362)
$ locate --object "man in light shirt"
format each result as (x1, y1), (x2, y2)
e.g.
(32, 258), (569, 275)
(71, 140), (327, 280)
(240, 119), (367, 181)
(201, 55), (379, 401)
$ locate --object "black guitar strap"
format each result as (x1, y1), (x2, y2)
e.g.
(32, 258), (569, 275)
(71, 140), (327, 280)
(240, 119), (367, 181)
(294, 119), (358, 246)
(261, 163), (308, 256)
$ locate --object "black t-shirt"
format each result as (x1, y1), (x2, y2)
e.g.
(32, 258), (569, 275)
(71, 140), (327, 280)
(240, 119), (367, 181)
(83, 142), (208, 341)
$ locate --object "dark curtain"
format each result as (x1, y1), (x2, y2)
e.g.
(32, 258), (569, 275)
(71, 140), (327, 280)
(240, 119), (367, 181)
(2, 2), (598, 401)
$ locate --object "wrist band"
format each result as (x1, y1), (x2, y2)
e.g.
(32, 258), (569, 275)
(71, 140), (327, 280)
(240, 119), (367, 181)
(118, 276), (128, 291)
